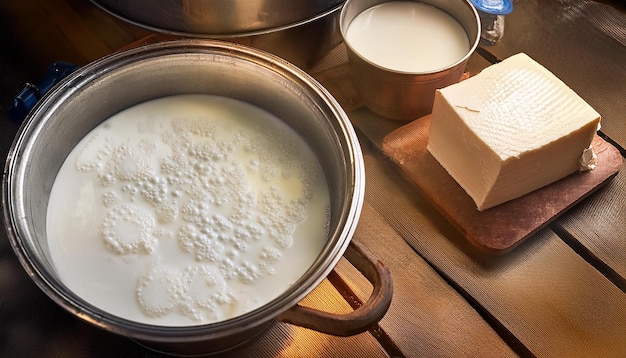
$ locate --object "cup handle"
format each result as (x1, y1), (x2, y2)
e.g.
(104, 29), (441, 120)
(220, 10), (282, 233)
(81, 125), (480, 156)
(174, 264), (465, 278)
(277, 240), (393, 336)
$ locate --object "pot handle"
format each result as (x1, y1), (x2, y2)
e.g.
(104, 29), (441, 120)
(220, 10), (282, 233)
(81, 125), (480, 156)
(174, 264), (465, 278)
(277, 240), (393, 336)
(9, 61), (78, 123)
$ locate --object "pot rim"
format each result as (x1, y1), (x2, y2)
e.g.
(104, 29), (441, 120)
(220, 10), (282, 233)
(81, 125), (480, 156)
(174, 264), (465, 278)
(339, 0), (481, 75)
(2, 39), (365, 343)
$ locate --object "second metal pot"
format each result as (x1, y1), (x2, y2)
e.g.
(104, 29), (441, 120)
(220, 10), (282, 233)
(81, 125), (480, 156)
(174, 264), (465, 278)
(92, 0), (344, 35)
(92, 0), (346, 69)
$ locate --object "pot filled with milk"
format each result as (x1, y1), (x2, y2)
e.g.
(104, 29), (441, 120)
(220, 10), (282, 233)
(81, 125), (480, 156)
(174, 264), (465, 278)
(3, 40), (392, 355)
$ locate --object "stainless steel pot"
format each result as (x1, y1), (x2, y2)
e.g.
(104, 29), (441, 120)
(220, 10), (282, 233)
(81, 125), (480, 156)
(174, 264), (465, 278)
(92, 0), (344, 35)
(2, 40), (392, 356)
(92, 0), (346, 69)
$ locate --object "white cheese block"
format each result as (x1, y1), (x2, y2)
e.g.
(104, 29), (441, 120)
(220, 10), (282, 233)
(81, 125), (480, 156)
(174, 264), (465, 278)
(427, 53), (601, 211)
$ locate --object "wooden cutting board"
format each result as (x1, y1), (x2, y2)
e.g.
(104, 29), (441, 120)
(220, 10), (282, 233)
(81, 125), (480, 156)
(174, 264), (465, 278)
(382, 115), (623, 254)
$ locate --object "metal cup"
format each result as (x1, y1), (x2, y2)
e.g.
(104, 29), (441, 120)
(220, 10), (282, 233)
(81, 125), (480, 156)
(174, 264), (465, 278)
(340, 0), (481, 121)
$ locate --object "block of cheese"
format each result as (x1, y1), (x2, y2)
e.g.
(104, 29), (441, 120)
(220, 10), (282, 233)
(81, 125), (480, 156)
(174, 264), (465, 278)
(427, 53), (601, 211)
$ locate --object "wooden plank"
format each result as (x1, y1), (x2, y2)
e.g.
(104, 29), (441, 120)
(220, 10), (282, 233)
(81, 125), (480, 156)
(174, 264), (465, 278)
(337, 200), (517, 356)
(361, 148), (626, 357)
(380, 114), (622, 253)
(555, 161), (626, 288)
(0, 0), (152, 70)
(0, 1), (88, 71)
(64, 0), (152, 51)
(35, 0), (116, 61)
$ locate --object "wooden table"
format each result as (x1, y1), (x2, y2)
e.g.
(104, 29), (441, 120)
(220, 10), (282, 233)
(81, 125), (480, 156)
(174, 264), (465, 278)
(1, 0), (625, 356)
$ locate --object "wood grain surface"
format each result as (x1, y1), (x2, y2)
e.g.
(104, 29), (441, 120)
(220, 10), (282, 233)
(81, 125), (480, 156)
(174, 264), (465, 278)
(360, 147), (626, 357)
(340, 199), (517, 357)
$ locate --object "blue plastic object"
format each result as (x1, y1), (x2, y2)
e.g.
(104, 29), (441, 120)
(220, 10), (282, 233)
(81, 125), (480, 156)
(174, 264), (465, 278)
(469, 0), (513, 15)
(8, 61), (78, 124)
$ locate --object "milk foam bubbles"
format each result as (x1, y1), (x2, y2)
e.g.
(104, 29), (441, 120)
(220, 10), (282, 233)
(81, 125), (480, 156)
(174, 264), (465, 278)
(46, 94), (331, 326)
(345, 1), (470, 72)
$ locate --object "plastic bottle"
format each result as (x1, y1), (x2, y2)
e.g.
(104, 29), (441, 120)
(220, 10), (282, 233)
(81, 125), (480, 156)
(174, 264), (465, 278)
(469, 0), (513, 45)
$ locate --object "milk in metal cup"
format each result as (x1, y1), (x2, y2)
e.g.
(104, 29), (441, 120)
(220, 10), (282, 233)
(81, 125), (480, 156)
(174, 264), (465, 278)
(345, 1), (470, 72)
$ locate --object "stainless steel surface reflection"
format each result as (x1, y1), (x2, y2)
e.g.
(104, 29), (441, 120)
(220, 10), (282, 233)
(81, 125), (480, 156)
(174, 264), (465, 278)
(91, 0), (344, 35)
(91, 1), (345, 69)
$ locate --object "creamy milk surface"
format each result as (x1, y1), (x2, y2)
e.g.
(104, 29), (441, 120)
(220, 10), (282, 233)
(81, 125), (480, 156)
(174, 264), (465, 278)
(46, 94), (330, 326)
(345, 1), (470, 72)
